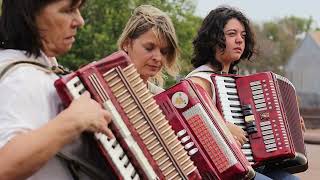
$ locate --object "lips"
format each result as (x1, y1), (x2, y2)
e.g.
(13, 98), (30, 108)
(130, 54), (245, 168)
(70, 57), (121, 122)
(234, 47), (242, 53)
(65, 36), (75, 43)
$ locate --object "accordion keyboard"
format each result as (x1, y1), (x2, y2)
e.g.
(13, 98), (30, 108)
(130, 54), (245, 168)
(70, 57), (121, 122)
(214, 76), (255, 164)
(65, 76), (141, 180)
(103, 64), (197, 180)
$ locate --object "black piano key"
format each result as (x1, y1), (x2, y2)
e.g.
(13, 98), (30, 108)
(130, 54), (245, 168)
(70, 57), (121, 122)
(131, 170), (137, 179)
(243, 109), (253, 116)
(228, 97), (240, 101)
(230, 104), (242, 108)
(247, 127), (258, 134)
(246, 121), (256, 128)
(241, 104), (252, 111)
(225, 84), (237, 88)
(231, 110), (243, 113)
(227, 92), (238, 95)
(74, 80), (82, 87)
(224, 79), (235, 83)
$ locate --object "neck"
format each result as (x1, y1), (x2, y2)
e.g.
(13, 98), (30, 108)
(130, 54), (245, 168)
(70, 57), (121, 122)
(207, 62), (231, 74)
(222, 63), (231, 74)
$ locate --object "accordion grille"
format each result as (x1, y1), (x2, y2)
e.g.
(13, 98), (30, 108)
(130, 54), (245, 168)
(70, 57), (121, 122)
(103, 64), (196, 180)
(276, 76), (306, 155)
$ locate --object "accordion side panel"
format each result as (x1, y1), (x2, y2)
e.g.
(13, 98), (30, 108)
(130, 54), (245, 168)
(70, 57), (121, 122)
(155, 80), (255, 180)
(273, 74), (308, 173)
(103, 65), (200, 180)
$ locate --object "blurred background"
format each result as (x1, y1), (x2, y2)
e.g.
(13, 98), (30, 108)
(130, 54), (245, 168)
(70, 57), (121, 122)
(1, 0), (320, 179)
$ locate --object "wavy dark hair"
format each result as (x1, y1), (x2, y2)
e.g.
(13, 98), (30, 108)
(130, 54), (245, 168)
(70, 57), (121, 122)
(191, 6), (256, 74)
(0, 0), (85, 57)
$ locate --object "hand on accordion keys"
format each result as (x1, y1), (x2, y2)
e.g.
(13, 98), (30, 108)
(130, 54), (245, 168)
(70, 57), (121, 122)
(300, 115), (306, 133)
(64, 91), (114, 138)
(226, 121), (248, 147)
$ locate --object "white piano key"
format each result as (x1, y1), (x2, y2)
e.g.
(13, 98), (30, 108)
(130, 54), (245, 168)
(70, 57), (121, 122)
(217, 86), (238, 94)
(266, 147), (278, 152)
(250, 81), (261, 86)
(219, 94), (239, 100)
(262, 129), (273, 136)
(264, 139), (276, 145)
(263, 134), (275, 141)
(223, 115), (245, 124)
(222, 111), (244, 117)
(252, 89), (264, 96)
(253, 94), (265, 100)
(242, 143), (252, 149)
(260, 125), (272, 131)
(242, 149), (253, 155)
(255, 103), (267, 109)
(265, 143), (277, 149)
(251, 85), (262, 91)
(254, 98), (266, 104)
(215, 76), (235, 82)
(260, 121), (271, 127)
(246, 156), (255, 162)
(256, 107), (268, 112)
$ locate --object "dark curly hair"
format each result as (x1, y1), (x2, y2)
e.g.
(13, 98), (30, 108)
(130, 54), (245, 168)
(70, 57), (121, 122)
(191, 6), (256, 74)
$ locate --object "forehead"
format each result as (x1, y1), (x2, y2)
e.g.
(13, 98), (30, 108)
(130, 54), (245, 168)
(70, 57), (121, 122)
(224, 18), (245, 31)
(137, 28), (170, 47)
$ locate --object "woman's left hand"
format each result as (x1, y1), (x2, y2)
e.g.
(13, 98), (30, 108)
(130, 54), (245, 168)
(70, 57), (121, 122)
(300, 116), (306, 133)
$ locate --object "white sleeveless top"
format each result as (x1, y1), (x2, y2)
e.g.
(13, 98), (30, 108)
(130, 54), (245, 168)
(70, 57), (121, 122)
(185, 64), (217, 104)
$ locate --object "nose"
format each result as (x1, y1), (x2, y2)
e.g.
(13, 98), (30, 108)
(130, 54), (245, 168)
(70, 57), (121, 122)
(72, 9), (85, 28)
(235, 33), (244, 44)
(152, 49), (163, 63)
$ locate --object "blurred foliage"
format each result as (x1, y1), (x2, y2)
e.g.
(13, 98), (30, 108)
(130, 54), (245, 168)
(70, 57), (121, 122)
(59, 0), (202, 88)
(241, 16), (314, 75)
(0, 0), (314, 87)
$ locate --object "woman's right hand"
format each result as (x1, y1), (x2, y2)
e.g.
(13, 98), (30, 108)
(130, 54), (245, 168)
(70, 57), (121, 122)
(65, 91), (113, 138)
(226, 122), (247, 147)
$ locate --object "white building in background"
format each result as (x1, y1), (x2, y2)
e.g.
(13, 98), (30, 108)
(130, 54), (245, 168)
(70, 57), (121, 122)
(285, 32), (320, 108)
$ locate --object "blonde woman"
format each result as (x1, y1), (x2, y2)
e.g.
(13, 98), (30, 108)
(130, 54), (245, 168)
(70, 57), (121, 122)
(118, 5), (179, 94)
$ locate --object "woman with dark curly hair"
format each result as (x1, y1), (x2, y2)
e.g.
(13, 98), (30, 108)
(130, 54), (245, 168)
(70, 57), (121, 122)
(186, 6), (299, 180)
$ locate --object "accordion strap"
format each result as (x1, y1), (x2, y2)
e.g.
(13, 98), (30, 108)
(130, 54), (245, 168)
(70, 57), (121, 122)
(0, 60), (70, 81)
(56, 151), (107, 180)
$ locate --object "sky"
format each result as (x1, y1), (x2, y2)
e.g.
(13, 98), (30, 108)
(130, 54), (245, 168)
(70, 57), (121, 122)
(195, 0), (320, 27)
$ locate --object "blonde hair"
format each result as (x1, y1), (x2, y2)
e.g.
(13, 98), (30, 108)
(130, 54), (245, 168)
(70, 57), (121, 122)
(117, 5), (179, 86)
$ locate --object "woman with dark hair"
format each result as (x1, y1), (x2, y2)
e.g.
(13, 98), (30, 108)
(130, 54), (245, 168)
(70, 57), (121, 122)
(0, 0), (113, 179)
(186, 6), (299, 180)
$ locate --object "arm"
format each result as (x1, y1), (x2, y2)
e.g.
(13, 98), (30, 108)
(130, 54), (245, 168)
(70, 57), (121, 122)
(0, 92), (113, 180)
(188, 77), (247, 147)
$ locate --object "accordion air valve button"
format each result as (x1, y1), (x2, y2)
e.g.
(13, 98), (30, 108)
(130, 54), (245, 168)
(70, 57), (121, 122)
(188, 148), (198, 156)
(177, 129), (187, 137)
(184, 142), (194, 150)
(181, 136), (190, 143)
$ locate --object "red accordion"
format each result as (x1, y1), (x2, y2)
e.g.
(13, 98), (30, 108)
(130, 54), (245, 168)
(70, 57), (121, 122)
(211, 72), (308, 173)
(54, 51), (201, 179)
(154, 79), (255, 180)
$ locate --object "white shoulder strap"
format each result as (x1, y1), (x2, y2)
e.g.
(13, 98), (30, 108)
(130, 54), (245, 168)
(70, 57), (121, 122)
(186, 69), (217, 104)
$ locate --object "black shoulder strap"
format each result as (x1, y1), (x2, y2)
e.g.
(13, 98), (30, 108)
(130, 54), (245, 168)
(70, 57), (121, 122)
(56, 151), (107, 180)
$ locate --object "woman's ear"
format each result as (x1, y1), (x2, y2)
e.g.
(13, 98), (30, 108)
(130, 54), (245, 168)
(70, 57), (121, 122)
(122, 39), (131, 53)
